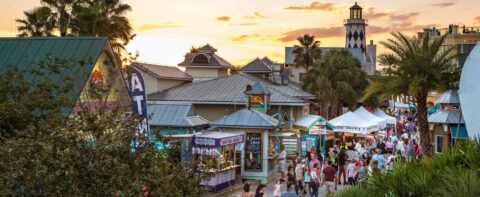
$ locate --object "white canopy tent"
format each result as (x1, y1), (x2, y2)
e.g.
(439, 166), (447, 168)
(354, 107), (387, 130)
(372, 108), (397, 125)
(329, 112), (379, 135)
(389, 101), (409, 110)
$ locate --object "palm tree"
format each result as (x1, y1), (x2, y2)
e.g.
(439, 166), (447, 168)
(292, 34), (321, 71)
(16, 7), (56, 37)
(364, 32), (458, 156)
(41, 0), (75, 37)
(72, 0), (133, 56)
(303, 50), (368, 119)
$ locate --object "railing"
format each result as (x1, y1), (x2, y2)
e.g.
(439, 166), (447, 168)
(344, 19), (368, 25)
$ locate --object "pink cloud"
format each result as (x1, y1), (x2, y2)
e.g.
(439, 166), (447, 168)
(284, 1), (335, 12)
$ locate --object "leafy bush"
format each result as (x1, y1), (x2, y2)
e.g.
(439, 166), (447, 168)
(336, 140), (480, 197)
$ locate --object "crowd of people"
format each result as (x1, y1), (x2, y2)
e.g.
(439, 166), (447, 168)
(241, 109), (420, 197)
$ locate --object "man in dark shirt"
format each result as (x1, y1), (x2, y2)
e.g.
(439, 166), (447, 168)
(323, 160), (336, 195)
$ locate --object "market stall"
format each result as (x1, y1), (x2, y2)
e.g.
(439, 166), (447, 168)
(329, 111), (379, 135)
(354, 106), (387, 130)
(192, 132), (244, 192)
(211, 108), (280, 184)
(293, 115), (334, 159)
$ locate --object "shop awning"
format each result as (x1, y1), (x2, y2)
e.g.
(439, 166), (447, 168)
(293, 115), (334, 131)
(269, 132), (297, 137)
(354, 107), (387, 129)
(192, 132), (244, 147)
(329, 112), (379, 135)
(372, 108), (397, 125)
(450, 125), (469, 139)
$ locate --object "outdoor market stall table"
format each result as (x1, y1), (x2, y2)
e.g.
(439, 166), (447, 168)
(192, 132), (244, 192)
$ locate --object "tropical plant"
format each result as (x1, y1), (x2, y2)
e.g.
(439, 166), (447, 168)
(292, 34), (321, 71)
(17, 0), (134, 62)
(336, 140), (480, 197)
(303, 50), (368, 119)
(41, 0), (75, 36)
(16, 6), (56, 37)
(71, 0), (134, 55)
(363, 32), (458, 155)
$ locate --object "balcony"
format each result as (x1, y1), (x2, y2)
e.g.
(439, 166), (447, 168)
(344, 19), (368, 25)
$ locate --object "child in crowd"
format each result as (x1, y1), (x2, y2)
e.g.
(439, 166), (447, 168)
(273, 180), (282, 197)
(347, 159), (357, 185)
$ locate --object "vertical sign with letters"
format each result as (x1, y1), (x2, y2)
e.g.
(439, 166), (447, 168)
(129, 67), (149, 147)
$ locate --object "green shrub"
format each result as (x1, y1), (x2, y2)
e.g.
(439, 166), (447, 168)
(337, 140), (480, 197)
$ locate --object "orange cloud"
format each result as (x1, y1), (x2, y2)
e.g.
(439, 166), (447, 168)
(230, 34), (261, 42)
(279, 23), (437, 42)
(364, 7), (391, 19)
(284, 1), (335, 11)
(475, 16), (480, 24)
(431, 0), (456, 7)
(216, 16), (231, 21)
(391, 12), (419, 22)
(136, 23), (181, 31)
(238, 22), (259, 26)
(243, 12), (267, 19)
(279, 27), (344, 42)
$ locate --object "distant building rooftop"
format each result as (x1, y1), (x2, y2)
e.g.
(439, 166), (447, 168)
(132, 62), (192, 81)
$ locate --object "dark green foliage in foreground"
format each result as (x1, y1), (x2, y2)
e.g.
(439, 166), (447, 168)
(336, 140), (480, 197)
(0, 61), (206, 196)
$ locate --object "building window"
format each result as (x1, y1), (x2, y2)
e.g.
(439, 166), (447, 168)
(435, 135), (444, 154)
(192, 54), (209, 64)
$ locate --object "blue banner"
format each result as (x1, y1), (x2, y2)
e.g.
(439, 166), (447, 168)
(129, 67), (149, 147)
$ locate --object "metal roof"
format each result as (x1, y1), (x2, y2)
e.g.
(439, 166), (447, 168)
(293, 115), (334, 130)
(148, 102), (210, 127)
(240, 58), (272, 72)
(246, 81), (271, 95)
(0, 37), (109, 114)
(211, 108), (279, 129)
(284, 47), (366, 65)
(133, 62), (192, 81)
(428, 110), (465, 124)
(178, 44), (234, 68)
(436, 90), (460, 104)
(148, 73), (312, 105)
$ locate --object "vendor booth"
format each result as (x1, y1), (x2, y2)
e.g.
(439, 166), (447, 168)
(389, 101), (410, 110)
(211, 108), (280, 184)
(329, 111), (379, 135)
(293, 115), (334, 159)
(210, 81), (282, 184)
(354, 107), (387, 130)
(192, 132), (244, 192)
(373, 108), (397, 125)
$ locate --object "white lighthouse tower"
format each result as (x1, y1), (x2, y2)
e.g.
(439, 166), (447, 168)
(345, 2), (367, 53)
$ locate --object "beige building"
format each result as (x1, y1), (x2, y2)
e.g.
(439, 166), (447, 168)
(179, 44), (234, 82)
(132, 62), (192, 95)
(148, 73), (314, 129)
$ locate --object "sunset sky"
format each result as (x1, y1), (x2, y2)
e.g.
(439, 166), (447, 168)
(1, 0), (480, 67)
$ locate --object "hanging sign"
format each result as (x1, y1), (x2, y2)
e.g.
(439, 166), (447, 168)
(129, 67), (149, 147)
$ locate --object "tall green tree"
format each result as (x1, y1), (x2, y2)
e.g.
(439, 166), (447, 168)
(292, 34), (321, 71)
(303, 50), (368, 119)
(363, 32), (458, 155)
(16, 6), (56, 37)
(41, 0), (75, 37)
(72, 0), (134, 55)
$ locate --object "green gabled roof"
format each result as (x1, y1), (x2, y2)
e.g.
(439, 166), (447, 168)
(0, 37), (109, 114)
